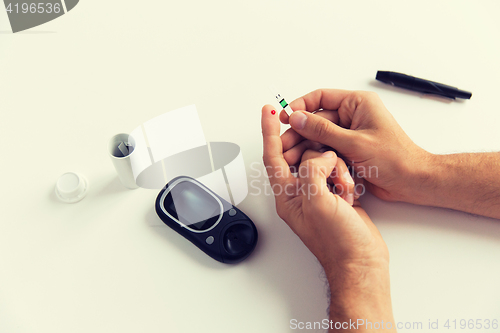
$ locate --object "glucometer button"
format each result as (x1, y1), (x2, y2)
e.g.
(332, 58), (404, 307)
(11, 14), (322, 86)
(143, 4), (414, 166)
(206, 236), (214, 245)
(228, 209), (237, 217)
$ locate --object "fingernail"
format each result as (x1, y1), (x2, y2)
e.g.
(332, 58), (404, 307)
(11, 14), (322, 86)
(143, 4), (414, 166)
(343, 171), (355, 185)
(346, 193), (354, 205)
(322, 151), (335, 158)
(290, 112), (307, 130)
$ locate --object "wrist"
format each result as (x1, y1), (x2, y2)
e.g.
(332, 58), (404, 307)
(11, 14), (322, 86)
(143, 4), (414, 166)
(326, 259), (390, 308)
(326, 260), (396, 331)
(401, 152), (500, 217)
(398, 149), (441, 206)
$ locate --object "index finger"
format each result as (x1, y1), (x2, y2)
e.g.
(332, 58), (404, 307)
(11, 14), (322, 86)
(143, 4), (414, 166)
(261, 104), (295, 192)
(289, 89), (353, 113)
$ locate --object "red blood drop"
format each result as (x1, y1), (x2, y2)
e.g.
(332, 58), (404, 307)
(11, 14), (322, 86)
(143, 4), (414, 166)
(271, 110), (276, 115)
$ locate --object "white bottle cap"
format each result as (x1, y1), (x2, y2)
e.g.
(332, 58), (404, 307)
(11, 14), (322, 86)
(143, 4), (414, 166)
(55, 172), (88, 203)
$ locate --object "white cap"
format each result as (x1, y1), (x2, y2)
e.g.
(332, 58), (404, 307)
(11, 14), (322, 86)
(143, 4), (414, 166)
(55, 172), (88, 203)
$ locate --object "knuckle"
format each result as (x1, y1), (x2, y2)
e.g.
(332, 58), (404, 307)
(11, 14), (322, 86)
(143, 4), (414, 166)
(351, 90), (366, 103)
(353, 90), (379, 102)
(344, 91), (364, 113)
(345, 91), (380, 114)
(302, 159), (327, 177)
(366, 91), (381, 103)
(312, 88), (323, 99)
(312, 119), (331, 141)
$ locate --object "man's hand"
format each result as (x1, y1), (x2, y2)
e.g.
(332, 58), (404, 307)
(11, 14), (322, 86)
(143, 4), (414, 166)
(280, 89), (500, 219)
(262, 104), (395, 331)
(280, 89), (431, 204)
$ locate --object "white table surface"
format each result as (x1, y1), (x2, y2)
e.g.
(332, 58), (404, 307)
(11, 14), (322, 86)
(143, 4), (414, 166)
(1, 1), (499, 332)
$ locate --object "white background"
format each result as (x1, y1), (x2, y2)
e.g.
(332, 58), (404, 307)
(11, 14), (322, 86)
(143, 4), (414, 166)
(1, 1), (499, 332)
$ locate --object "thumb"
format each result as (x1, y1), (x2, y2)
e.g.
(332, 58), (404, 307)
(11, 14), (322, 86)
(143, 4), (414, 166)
(289, 111), (355, 152)
(299, 151), (337, 207)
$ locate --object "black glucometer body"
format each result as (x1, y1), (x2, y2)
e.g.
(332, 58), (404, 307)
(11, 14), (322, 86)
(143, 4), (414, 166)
(155, 176), (258, 264)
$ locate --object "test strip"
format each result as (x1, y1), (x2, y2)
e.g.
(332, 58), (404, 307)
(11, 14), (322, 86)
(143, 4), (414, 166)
(117, 142), (129, 157)
(275, 93), (293, 116)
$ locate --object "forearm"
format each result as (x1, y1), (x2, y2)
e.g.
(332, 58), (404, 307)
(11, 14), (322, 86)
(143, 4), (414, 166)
(407, 152), (500, 219)
(327, 262), (396, 332)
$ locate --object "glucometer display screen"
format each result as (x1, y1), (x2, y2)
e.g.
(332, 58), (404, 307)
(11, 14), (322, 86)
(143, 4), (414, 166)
(164, 181), (221, 231)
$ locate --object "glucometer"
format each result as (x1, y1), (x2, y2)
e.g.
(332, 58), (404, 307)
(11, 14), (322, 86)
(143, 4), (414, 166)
(155, 176), (258, 264)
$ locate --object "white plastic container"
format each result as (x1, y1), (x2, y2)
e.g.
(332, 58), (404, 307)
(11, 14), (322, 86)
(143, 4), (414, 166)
(108, 133), (139, 189)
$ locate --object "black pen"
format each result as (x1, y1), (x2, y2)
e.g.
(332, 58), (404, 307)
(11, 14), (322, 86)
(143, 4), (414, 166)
(376, 71), (472, 100)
